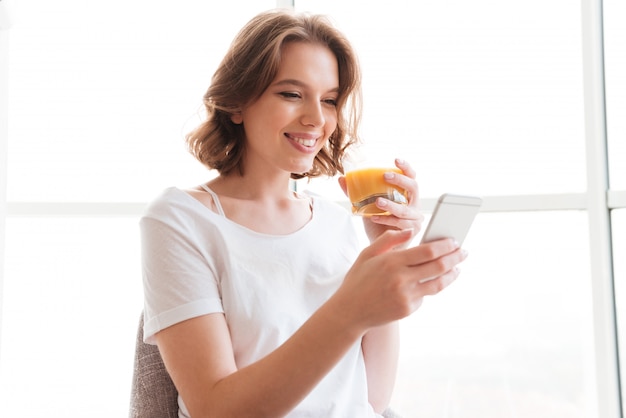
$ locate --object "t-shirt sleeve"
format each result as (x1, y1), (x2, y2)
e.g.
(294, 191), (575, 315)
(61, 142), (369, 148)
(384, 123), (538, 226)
(140, 194), (224, 344)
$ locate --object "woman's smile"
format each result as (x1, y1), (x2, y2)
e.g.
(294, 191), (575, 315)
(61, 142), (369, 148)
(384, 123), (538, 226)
(285, 132), (320, 149)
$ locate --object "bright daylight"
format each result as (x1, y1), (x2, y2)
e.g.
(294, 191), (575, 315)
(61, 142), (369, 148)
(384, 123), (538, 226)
(1, 0), (625, 417)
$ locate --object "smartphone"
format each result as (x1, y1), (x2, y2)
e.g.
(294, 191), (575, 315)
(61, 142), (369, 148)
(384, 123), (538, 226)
(420, 193), (483, 245)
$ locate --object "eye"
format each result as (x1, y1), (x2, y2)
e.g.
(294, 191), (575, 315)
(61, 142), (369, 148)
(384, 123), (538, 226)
(323, 98), (338, 107)
(279, 92), (301, 99)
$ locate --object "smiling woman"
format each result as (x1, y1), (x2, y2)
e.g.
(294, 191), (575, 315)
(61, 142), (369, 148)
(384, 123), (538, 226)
(139, 10), (449, 417)
(185, 12), (361, 181)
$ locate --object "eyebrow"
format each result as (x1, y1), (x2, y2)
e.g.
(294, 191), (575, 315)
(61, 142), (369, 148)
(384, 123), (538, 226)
(273, 79), (339, 93)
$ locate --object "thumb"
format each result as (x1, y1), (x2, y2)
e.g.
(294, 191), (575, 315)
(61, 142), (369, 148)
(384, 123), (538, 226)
(337, 176), (348, 197)
(365, 228), (414, 257)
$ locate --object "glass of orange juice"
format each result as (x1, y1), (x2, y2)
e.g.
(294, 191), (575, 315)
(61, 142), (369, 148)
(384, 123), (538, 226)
(345, 167), (408, 216)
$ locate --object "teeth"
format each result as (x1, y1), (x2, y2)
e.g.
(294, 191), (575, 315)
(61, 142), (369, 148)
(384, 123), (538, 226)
(292, 137), (316, 147)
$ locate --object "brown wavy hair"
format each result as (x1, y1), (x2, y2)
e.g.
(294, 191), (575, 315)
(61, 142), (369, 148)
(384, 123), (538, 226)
(185, 9), (362, 179)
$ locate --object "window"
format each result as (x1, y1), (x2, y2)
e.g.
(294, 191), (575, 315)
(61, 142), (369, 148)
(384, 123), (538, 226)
(605, 0), (626, 410)
(1, 1), (624, 417)
(5, 0), (277, 203)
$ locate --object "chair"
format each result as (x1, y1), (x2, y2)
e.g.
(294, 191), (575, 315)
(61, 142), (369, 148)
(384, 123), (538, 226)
(129, 313), (403, 418)
(129, 314), (179, 418)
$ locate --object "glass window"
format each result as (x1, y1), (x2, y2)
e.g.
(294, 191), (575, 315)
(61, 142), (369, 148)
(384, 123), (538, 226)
(604, 0), (626, 190)
(7, 0), (275, 203)
(296, 0), (587, 198)
(0, 217), (143, 417)
(392, 211), (595, 417)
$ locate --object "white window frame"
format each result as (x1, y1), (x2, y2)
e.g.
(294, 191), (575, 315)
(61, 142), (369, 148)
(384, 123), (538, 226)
(581, 0), (622, 416)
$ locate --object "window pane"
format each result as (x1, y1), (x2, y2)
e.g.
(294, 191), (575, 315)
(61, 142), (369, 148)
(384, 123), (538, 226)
(612, 209), (626, 405)
(7, 0), (274, 202)
(604, 0), (626, 189)
(0, 218), (143, 417)
(296, 0), (587, 198)
(391, 211), (595, 417)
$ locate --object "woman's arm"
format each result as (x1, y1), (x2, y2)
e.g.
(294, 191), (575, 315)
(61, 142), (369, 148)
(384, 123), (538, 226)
(156, 296), (363, 418)
(362, 321), (400, 413)
(156, 230), (464, 418)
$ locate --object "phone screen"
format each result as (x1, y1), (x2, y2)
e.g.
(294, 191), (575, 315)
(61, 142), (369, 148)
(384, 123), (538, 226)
(420, 194), (482, 245)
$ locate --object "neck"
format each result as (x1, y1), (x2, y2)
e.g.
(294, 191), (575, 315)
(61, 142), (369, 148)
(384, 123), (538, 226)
(208, 171), (295, 202)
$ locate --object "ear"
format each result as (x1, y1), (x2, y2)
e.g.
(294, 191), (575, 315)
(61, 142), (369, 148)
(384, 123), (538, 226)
(231, 112), (243, 124)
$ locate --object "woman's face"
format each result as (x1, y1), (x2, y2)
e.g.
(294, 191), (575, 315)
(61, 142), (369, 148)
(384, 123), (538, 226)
(233, 42), (339, 176)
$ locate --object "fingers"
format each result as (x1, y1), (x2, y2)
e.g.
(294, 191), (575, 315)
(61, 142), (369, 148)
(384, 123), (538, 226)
(392, 158), (419, 203)
(372, 159), (421, 222)
(372, 199), (424, 228)
(343, 237), (466, 327)
(406, 238), (462, 266)
(381, 170), (418, 206)
(398, 238), (467, 286)
(417, 266), (461, 293)
(410, 240), (467, 289)
(395, 158), (416, 180)
(361, 228), (415, 257)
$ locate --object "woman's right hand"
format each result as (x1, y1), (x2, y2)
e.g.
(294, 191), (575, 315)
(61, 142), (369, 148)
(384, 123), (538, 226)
(333, 228), (466, 332)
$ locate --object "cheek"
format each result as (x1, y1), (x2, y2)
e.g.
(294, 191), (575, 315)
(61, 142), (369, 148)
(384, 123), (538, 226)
(324, 112), (339, 137)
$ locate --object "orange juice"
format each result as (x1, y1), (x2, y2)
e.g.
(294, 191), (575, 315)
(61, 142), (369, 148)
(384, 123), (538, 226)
(345, 167), (408, 216)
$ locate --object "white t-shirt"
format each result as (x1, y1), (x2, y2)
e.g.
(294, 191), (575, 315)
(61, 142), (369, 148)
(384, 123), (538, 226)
(140, 187), (380, 417)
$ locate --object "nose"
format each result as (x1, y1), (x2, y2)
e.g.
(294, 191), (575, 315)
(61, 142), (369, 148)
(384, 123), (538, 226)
(300, 99), (325, 127)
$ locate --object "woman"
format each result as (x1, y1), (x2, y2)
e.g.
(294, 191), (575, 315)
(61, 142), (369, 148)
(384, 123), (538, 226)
(140, 9), (466, 417)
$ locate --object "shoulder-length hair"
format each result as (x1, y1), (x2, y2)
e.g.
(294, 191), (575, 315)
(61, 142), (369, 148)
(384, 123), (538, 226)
(185, 9), (362, 179)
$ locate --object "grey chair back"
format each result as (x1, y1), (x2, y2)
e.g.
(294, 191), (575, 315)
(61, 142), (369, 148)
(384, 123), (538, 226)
(129, 314), (179, 418)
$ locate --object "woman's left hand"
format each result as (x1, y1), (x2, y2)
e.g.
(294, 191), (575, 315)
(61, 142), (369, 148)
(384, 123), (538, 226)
(339, 158), (424, 246)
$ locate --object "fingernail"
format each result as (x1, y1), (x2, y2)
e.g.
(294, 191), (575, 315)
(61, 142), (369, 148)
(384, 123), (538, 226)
(384, 172), (395, 180)
(377, 198), (388, 207)
(396, 158), (405, 165)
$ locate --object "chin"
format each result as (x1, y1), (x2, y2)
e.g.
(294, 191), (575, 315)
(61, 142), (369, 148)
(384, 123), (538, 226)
(288, 160), (315, 175)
